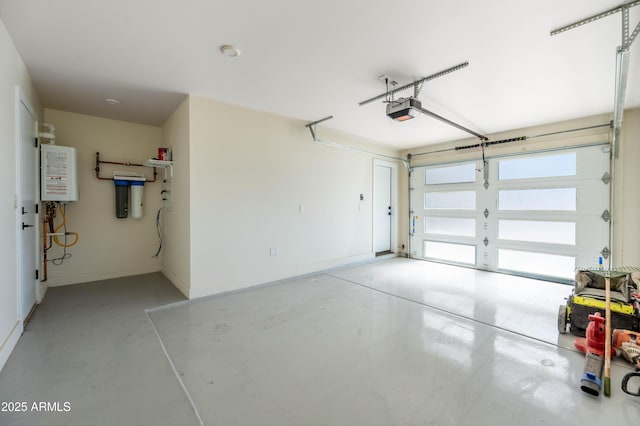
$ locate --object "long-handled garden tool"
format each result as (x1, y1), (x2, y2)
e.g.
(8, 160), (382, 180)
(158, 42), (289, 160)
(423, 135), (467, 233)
(575, 266), (640, 397)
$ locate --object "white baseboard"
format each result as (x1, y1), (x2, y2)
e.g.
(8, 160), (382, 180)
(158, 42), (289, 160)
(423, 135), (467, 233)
(189, 252), (376, 300)
(0, 321), (23, 373)
(45, 264), (162, 287)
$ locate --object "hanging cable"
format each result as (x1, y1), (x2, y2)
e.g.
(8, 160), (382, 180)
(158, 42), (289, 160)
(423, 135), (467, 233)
(153, 207), (163, 258)
(41, 202), (79, 266)
(50, 203), (71, 265)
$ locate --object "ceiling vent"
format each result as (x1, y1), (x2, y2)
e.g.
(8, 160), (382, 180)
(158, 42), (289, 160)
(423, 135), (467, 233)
(386, 98), (421, 122)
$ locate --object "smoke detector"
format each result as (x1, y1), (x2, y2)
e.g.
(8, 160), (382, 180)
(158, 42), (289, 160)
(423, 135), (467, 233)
(220, 44), (241, 58)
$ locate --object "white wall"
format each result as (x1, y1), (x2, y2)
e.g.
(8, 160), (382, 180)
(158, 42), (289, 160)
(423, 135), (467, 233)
(618, 107), (640, 265)
(0, 17), (41, 371)
(187, 96), (400, 298)
(160, 97), (190, 297)
(42, 109), (163, 286)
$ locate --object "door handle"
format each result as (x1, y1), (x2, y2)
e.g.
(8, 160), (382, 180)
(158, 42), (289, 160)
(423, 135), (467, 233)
(22, 223), (34, 230)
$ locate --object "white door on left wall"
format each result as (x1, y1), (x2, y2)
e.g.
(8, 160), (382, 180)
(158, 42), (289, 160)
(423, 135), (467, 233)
(374, 164), (392, 253)
(18, 94), (38, 322)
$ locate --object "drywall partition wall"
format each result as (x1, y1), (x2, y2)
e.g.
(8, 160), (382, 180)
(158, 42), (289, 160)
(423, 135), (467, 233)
(618, 107), (640, 265)
(0, 17), (41, 371)
(42, 109), (163, 286)
(188, 96), (401, 298)
(160, 97), (190, 297)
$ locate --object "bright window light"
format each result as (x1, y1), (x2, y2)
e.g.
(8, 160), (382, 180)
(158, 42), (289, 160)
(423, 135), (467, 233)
(498, 249), (575, 279)
(498, 220), (576, 245)
(426, 217), (476, 237)
(498, 188), (576, 211)
(425, 191), (476, 210)
(499, 153), (576, 180)
(423, 241), (476, 265)
(426, 163), (477, 185)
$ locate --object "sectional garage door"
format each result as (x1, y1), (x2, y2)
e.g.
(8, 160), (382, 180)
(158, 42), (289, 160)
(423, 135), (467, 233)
(409, 144), (610, 283)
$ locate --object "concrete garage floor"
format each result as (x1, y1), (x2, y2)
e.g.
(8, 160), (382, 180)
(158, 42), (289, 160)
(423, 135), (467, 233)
(2, 258), (639, 425)
(0, 273), (198, 426)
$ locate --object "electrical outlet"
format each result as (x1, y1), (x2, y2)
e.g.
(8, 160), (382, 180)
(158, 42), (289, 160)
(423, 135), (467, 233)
(162, 180), (172, 211)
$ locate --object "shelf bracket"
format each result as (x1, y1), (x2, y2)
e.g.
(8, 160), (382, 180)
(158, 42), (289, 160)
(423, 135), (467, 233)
(144, 159), (173, 181)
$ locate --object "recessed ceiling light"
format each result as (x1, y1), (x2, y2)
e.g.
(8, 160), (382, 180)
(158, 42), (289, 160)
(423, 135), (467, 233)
(105, 98), (120, 105)
(220, 44), (241, 58)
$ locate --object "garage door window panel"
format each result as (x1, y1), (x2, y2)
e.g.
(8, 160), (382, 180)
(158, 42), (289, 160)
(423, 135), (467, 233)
(498, 188), (577, 211)
(499, 153), (577, 180)
(498, 220), (576, 245)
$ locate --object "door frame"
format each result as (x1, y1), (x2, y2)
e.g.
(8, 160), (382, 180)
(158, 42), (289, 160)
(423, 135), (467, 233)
(15, 86), (39, 322)
(373, 159), (398, 255)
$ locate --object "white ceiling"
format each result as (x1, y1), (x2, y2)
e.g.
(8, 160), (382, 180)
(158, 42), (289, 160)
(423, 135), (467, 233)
(1, 0), (639, 149)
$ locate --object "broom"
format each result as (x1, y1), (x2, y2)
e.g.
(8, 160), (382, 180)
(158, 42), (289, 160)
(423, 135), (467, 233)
(604, 271), (611, 397)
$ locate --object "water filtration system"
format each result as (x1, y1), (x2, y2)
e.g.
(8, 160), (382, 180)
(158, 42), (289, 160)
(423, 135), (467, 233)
(114, 179), (129, 218)
(130, 181), (144, 219)
(112, 172), (145, 219)
(94, 150), (173, 256)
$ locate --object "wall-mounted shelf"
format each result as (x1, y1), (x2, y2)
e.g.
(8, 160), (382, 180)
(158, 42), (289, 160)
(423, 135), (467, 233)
(144, 159), (173, 167)
(144, 159), (173, 180)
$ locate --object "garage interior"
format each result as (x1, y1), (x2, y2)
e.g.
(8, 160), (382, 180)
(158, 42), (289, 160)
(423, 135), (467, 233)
(1, 1), (640, 425)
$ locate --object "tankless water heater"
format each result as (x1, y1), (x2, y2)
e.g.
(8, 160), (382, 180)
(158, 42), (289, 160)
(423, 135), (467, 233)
(40, 144), (79, 202)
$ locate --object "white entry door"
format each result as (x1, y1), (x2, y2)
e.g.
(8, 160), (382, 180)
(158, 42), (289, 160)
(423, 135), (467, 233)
(374, 164), (392, 253)
(18, 93), (38, 322)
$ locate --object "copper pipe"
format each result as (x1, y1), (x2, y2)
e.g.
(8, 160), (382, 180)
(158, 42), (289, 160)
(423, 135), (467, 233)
(95, 152), (158, 182)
